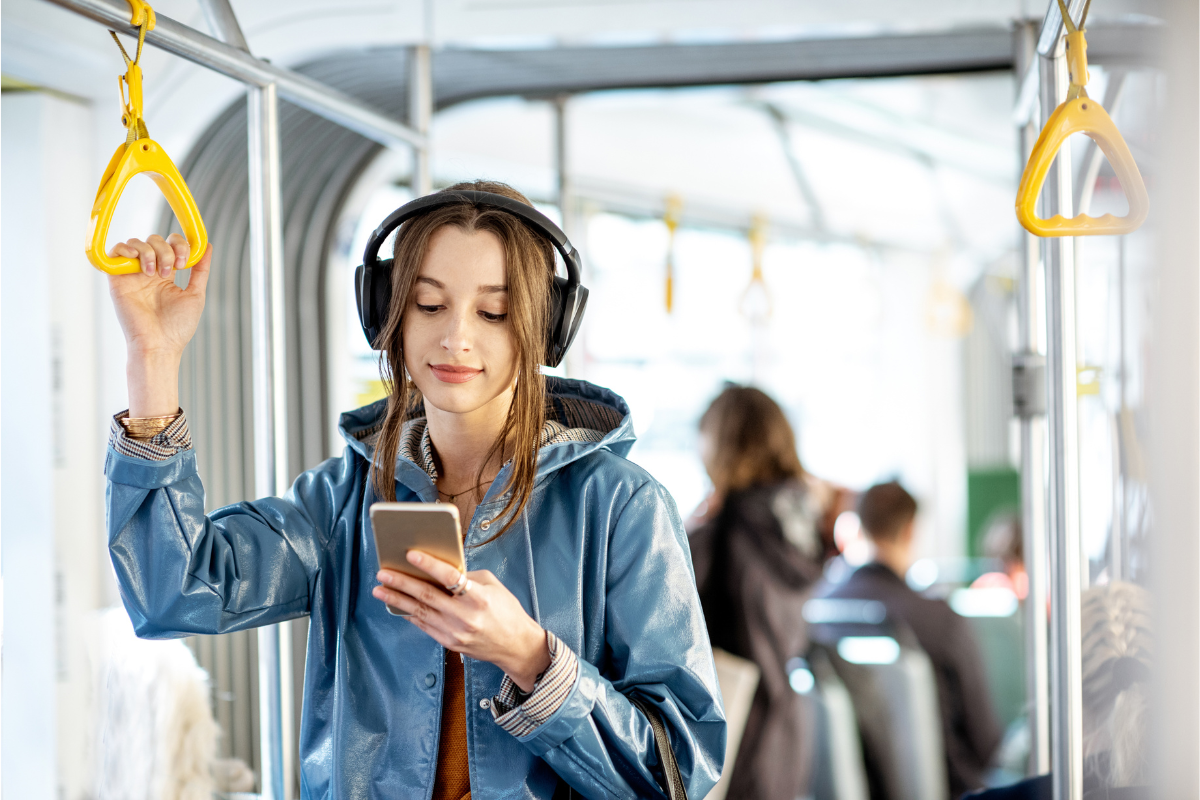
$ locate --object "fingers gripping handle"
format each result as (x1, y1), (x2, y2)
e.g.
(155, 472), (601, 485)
(86, 139), (208, 274)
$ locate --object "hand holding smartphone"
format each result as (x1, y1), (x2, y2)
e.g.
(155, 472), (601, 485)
(370, 502), (465, 617)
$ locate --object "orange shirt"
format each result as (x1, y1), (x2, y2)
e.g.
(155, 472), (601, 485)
(432, 650), (471, 800)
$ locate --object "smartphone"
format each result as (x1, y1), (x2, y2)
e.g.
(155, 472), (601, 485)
(369, 502), (465, 617)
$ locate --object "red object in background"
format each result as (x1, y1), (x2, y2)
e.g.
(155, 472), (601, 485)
(970, 569), (1029, 601)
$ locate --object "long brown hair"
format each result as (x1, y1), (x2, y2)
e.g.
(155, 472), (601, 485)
(699, 385), (804, 498)
(370, 181), (552, 538)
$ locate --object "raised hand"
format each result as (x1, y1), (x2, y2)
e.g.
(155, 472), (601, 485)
(107, 234), (211, 416)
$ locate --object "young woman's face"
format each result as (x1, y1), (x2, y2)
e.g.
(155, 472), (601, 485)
(403, 225), (518, 417)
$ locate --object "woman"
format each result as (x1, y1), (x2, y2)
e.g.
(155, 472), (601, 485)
(964, 581), (1152, 800)
(104, 181), (725, 799)
(687, 385), (828, 800)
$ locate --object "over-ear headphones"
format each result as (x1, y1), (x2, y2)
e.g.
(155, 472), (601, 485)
(354, 190), (589, 368)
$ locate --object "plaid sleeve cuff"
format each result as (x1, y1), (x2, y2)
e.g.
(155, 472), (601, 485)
(491, 630), (579, 738)
(109, 410), (193, 461)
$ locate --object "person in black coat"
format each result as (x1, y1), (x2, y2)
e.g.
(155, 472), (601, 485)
(817, 481), (1002, 799)
(688, 385), (831, 800)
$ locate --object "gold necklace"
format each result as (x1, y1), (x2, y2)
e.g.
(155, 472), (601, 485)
(437, 477), (495, 502)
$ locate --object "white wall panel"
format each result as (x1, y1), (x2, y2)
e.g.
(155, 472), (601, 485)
(2, 91), (61, 800)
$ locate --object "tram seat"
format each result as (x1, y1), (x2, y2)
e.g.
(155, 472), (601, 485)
(708, 648), (761, 800)
(808, 647), (871, 800)
(810, 625), (948, 800)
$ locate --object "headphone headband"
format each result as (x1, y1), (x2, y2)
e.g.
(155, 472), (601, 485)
(362, 190), (582, 286)
(354, 189), (588, 368)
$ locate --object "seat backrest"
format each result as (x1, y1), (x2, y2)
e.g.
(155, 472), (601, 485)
(808, 648), (870, 800)
(818, 629), (948, 800)
(707, 647), (762, 800)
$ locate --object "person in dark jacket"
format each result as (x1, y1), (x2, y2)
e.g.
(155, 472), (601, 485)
(817, 481), (1002, 799)
(688, 385), (830, 800)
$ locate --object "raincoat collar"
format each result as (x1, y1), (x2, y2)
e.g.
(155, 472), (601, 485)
(337, 377), (635, 497)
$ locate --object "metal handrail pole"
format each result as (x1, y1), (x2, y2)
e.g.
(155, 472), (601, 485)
(554, 95), (571, 235)
(249, 80), (293, 800)
(45, 0), (427, 150)
(409, 44), (433, 195)
(1014, 19), (1052, 777)
(553, 94), (584, 379)
(1037, 0), (1090, 55)
(195, 6), (296, 796)
(198, 0), (250, 52)
(1039, 40), (1084, 800)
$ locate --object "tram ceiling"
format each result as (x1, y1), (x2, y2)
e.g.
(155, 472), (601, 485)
(415, 22), (1161, 110)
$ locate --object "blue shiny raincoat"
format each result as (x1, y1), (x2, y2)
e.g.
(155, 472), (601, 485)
(105, 378), (726, 799)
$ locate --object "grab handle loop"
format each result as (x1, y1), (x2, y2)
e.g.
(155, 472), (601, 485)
(739, 214), (772, 321)
(86, 0), (207, 275)
(663, 194), (682, 313)
(1015, 0), (1148, 237)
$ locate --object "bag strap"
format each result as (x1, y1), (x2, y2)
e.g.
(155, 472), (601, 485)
(630, 696), (689, 800)
(553, 696), (689, 800)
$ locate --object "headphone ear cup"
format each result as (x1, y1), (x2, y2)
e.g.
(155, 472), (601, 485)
(354, 263), (372, 342)
(545, 275), (588, 367)
(355, 258), (394, 349)
(563, 284), (589, 355)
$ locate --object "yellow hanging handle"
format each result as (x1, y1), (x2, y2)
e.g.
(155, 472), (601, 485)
(86, 0), (207, 275)
(739, 214), (772, 320)
(1015, 0), (1148, 237)
(748, 214), (768, 286)
(127, 0), (156, 30)
(663, 194), (682, 313)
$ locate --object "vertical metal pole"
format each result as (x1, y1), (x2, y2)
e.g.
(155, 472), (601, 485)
(409, 44), (432, 196)
(553, 94), (585, 379)
(197, 0), (250, 52)
(195, 10), (295, 793)
(1014, 21), (1052, 777)
(1110, 234), (1127, 583)
(249, 81), (294, 800)
(554, 95), (572, 236)
(1039, 44), (1083, 800)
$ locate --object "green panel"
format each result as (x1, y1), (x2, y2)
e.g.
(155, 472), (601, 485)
(968, 614), (1027, 730)
(967, 467), (1021, 558)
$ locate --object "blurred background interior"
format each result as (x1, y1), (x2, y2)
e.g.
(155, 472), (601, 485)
(2, 0), (1196, 798)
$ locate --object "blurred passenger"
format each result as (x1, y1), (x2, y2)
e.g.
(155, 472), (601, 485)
(971, 513), (1028, 600)
(819, 486), (861, 563)
(964, 581), (1152, 800)
(816, 481), (1002, 799)
(688, 385), (827, 800)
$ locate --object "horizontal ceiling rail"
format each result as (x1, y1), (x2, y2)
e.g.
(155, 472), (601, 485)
(44, 0), (426, 150)
(423, 23), (1160, 110)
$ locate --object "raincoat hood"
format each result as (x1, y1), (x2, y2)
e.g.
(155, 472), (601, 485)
(338, 376), (636, 496)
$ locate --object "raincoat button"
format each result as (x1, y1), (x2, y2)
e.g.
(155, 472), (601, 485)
(425, 673), (437, 688)
(480, 519), (491, 531)
(480, 699), (491, 710)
